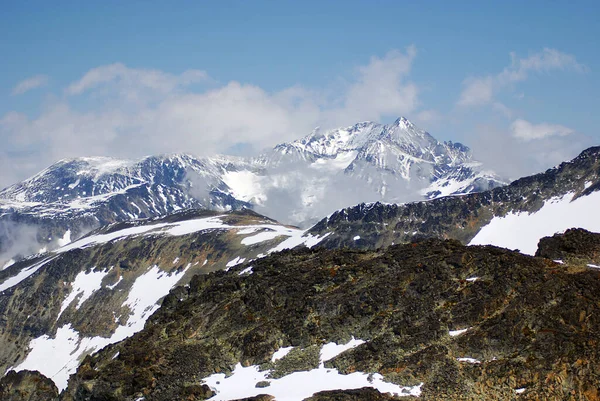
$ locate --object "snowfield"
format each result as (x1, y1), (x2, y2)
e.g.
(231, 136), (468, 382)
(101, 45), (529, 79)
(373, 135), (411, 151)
(469, 191), (600, 255)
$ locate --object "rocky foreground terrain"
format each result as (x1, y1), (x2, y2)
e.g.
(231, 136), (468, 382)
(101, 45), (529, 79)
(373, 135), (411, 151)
(3, 229), (600, 400)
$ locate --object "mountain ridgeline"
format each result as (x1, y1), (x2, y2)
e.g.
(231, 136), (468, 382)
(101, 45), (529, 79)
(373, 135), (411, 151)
(1, 120), (600, 400)
(0, 117), (503, 267)
(0, 208), (328, 391)
(310, 146), (600, 252)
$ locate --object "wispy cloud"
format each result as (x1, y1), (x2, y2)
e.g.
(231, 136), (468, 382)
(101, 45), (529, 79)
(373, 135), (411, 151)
(457, 48), (587, 108)
(511, 119), (575, 141)
(11, 74), (49, 95)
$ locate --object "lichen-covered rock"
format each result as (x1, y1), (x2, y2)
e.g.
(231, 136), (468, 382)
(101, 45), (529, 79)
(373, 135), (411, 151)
(536, 228), (600, 266)
(0, 370), (59, 401)
(59, 237), (600, 400)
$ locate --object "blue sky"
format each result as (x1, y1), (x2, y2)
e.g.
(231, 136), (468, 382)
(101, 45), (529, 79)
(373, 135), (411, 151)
(1, 0), (599, 186)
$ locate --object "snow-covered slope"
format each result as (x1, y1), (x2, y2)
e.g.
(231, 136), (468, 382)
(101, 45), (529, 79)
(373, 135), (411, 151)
(310, 146), (600, 252)
(0, 117), (504, 266)
(0, 209), (329, 390)
(469, 189), (600, 255)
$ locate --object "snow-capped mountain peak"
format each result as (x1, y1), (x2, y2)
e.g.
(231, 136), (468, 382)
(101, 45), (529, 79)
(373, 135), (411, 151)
(0, 117), (506, 266)
(272, 117), (472, 168)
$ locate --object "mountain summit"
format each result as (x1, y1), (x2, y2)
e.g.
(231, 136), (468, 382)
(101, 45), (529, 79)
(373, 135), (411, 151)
(0, 117), (504, 265)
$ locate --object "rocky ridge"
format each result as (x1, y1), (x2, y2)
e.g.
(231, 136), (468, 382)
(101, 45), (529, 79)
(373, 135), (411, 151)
(0, 209), (326, 389)
(309, 146), (600, 251)
(45, 230), (600, 400)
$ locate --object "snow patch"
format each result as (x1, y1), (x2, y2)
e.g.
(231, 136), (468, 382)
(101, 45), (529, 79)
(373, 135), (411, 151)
(456, 357), (480, 364)
(203, 364), (422, 401)
(449, 328), (470, 337)
(58, 268), (110, 318)
(15, 265), (188, 391)
(226, 257), (245, 268)
(469, 191), (600, 255)
(271, 346), (294, 362)
(0, 257), (55, 293)
(320, 337), (365, 365)
(238, 266), (253, 275)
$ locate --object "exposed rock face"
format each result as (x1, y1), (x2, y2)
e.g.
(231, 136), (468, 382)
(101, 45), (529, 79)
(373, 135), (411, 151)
(310, 146), (600, 250)
(0, 370), (59, 401)
(304, 388), (403, 400)
(55, 236), (600, 400)
(536, 228), (600, 266)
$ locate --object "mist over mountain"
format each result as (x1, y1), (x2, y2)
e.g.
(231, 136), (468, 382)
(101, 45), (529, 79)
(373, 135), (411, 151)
(0, 117), (504, 267)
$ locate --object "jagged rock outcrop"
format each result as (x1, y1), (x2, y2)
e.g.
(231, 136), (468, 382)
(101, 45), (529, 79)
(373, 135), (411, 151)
(304, 388), (405, 400)
(0, 370), (59, 401)
(536, 228), (600, 266)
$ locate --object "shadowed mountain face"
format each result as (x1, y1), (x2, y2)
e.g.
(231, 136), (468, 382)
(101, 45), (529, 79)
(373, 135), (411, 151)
(309, 146), (600, 253)
(44, 232), (600, 400)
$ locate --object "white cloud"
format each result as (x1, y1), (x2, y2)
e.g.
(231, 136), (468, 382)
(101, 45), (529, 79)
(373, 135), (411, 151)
(468, 123), (591, 180)
(66, 63), (208, 96)
(328, 47), (419, 124)
(458, 48), (586, 107)
(11, 75), (49, 95)
(458, 76), (494, 107)
(511, 119), (575, 141)
(413, 109), (441, 126)
(0, 48), (423, 188)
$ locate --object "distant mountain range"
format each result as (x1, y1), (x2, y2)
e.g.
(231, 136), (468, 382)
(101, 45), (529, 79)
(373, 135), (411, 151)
(0, 117), (504, 267)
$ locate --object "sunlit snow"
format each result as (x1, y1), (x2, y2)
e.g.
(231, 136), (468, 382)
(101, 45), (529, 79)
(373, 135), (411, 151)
(469, 191), (600, 255)
(58, 268), (110, 318)
(271, 346), (294, 362)
(15, 264), (188, 390)
(449, 328), (470, 337)
(0, 257), (55, 293)
(202, 338), (422, 401)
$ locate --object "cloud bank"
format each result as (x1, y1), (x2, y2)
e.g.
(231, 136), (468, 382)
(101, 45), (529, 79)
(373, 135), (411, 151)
(0, 48), (421, 188)
(0, 46), (591, 191)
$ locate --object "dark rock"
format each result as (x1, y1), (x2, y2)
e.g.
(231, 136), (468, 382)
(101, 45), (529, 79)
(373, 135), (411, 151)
(0, 370), (59, 401)
(304, 387), (402, 400)
(232, 395), (274, 401)
(536, 228), (600, 266)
